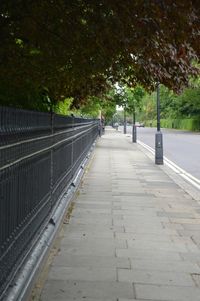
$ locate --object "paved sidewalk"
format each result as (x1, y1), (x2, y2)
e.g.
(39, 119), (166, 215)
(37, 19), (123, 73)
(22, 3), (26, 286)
(37, 128), (200, 301)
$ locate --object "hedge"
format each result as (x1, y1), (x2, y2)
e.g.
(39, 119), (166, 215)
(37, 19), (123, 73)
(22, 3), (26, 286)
(145, 118), (200, 131)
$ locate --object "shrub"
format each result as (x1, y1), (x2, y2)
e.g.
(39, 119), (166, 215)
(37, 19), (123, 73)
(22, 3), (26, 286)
(145, 118), (200, 131)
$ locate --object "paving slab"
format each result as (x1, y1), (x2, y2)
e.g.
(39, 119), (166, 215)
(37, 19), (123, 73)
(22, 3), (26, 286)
(179, 252), (200, 262)
(130, 258), (200, 273)
(115, 232), (177, 242)
(135, 284), (200, 301)
(63, 230), (114, 239)
(116, 248), (182, 261)
(127, 240), (189, 252)
(123, 226), (178, 235)
(52, 254), (130, 269)
(60, 237), (127, 249)
(49, 266), (117, 281)
(41, 280), (135, 301)
(73, 208), (112, 214)
(118, 269), (195, 286)
(158, 211), (196, 218)
(69, 216), (113, 225)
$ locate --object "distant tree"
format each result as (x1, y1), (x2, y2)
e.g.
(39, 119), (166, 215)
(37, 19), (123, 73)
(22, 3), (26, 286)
(159, 86), (178, 118)
(53, 98), (73, 115)
(113, 85), (145, 113)
(139, 92), (157, 122)
(176, 86), (200, 117)
(79, 97), (102, 118)
(79, 91), (116, 122)
(125, 86), (145, 114)
(139, 79), (200, 121)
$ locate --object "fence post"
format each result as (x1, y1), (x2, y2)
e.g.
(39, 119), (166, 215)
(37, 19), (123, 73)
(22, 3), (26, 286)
(71, 114), (74, 177)
(132, 111), (137, 143)
(50, 111), (54, 208)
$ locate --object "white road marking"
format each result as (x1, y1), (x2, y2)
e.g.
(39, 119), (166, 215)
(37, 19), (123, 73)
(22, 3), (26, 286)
(138, 140), (200, 191)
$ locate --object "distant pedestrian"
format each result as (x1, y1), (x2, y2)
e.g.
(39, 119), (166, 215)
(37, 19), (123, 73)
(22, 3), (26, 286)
(101, 118), (105, 134)
(98, 121), (101, 136)
(114, 122), (119, 130)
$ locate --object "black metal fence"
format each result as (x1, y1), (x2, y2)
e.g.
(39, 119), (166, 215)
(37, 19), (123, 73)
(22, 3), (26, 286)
(0, 106), (99, 298)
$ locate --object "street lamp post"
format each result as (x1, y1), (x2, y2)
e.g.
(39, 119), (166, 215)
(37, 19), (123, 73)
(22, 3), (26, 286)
(132, 110), (137, 143)
(123, 106), (127, 134)
(155, 83), (163, 164)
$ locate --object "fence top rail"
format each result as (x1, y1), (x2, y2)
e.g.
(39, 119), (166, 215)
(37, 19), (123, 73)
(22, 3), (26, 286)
(0, 122), (98, 172)
(0, 106), (99, 141)
(0, 122), (98, 151)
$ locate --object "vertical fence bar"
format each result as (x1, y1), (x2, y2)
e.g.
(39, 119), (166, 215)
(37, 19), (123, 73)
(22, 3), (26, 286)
(71, 114), (74, 177)
(50, 112), (54, 210)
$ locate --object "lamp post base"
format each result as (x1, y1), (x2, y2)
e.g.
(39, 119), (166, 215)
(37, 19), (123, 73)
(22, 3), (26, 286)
(132, 125), (137, 143)
(155, 132), (163, 165)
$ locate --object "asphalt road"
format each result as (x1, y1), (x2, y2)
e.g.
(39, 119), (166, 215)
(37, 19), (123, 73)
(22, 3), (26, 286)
(123, 126), (200, 180)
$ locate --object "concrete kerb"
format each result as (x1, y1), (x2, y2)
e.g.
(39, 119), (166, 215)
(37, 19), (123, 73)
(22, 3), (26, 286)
(3, 139), (98, 301)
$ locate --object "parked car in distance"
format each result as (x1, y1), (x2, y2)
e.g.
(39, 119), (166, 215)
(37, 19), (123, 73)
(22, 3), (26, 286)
(135, 122), (145, 127)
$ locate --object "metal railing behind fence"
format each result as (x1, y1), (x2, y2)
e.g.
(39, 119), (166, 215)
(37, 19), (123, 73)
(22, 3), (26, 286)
(0, 106), (99, 298)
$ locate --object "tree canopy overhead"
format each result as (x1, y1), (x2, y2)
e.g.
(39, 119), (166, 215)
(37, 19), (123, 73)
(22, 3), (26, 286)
(0, 0), (199, 108)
